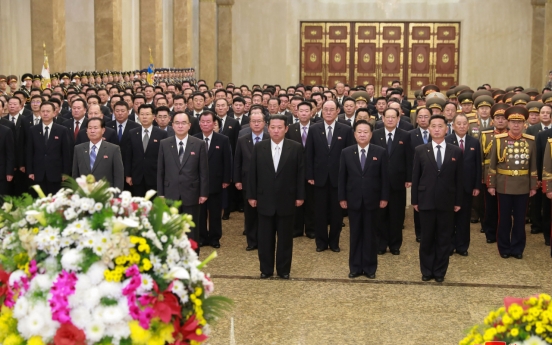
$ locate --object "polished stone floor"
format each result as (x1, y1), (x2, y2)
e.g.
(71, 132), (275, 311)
(198, 207), (551, 345)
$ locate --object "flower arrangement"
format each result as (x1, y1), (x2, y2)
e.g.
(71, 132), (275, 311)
(0, 175), (231, 345)
(460, 293), (552, 345)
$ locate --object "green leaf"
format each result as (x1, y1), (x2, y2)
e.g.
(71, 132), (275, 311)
(202, 295), (234, 324)
(100, 297), (119, 306)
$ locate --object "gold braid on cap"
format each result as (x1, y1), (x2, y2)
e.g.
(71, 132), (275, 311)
(478, 101), (491, 108)
(507, 113), (526, 121)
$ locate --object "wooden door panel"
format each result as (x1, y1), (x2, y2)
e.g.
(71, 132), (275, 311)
(303, 43), (323, 73)
(300, 22), (325, 86)
(411, 43), (430, 74)
(435, 43), (456, 74)
(326, 23), (350, 86)
(410, 77), (431, 91)
(379, 23), (405, 93)
(435, 77), (455, 91)
(328, 43), (348, 73)
(406, 23), (433, 99)
(357, 43), (376, 73)
(433, 23), (460, 91)
(381, 43), (401, 74)
(353, 23), (379, 88)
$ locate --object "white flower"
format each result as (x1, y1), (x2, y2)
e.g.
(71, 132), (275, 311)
(111, 217), (139, 233)
(83, 287), (101, 310)
(106, 322), (131, 343)
(13, 296), (29, 318)
(523, 336), (549, 345)
(85, 320), (106, 342)
(63, 207), (77, 220)
(23, 312), (45, 337)
(9, 270), (27, 287)
(149, 254), (162, 270)
(166, 267), (190, 281)
(137, 274), (154, 294)
(94, 202), (103, 211)
(101, 305), (125, 324)
(61, 248), (84, 272)
(2, 202), (12, 212)
(30, 274), (53, 291)
(97, 281), (123, 299)
(160, 235), (168, 243)
(87, 262), (108, 286)
(70, 307), (91, 330)
(144, 190), (157, 200)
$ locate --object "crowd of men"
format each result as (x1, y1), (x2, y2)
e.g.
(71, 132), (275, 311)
(0, 70), (551, 282)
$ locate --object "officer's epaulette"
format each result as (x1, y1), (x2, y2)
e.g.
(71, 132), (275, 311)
(456, 109), (462, 113)
(481, 129), (494, 134)
(468, 119), (478, 123)
(369, 116), (376, 119)
(495, 133), (508, 138)
(548, 138), (552, 143)
(522, 133), (535, 140)
(466, 113), (476, 117)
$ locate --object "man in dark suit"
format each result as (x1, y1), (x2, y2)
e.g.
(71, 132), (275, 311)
(0, 123), (15, 199)
(247, 114), (305, 279)
(172, 96), (200, 135)
(229, 97), (249, 127)
(72, 118), (124, 190)
(286, 101), (316, 238)
(125, 104), (168, 197)
(62, 98), (88, 147)
(339, 120), (389, 279)
(215, 98), (241, 219)
(26, 102), (72, 195)
(157, 112), (209, 252)
(445, 113), (482, 256)
(4, 97), (26, 195)
(306, 100), (356, 252)
(75, 104), (118, 145)
(371, 108), (413, 255)
(106, 101), (140, 191)
(535, 104), (552, 246)
(412, 114), (463, 283)
(409, 107), (432, 242)
(193, 111), (232, 248)
(234, 106), (269, 250)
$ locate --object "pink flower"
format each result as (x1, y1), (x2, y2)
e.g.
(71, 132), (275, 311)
(125, 265), (140, 277)
(49, 270), (78, 324)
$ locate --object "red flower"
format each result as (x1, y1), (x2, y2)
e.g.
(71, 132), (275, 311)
(0, 269), (10, 300)
(171, 315), (208, 344)
(189, 239), (198, 250)
(53, 323), (86, 345)
(151, 282), (181, 323)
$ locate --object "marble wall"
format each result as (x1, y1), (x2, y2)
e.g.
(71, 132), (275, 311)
(66, 0), (95, 72)
(0, 0), (32, 77)
(231, 0), (533, 89)
(122, 0), (141, 70)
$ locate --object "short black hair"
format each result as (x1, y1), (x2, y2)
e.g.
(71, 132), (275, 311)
(40, 101), (55, 111)
(87, 117), (105, 128)
(353, 119), (373, 132)
(191, 92), (205, 100)
(232, 96), (245, 105)
(155, 106), (171, 115)
(429, 114), (447, 125)
(138, 103), (155, 114)
(199, 110), (217, 122)
(297, 101), (313, 111)
(383, 107), (399, 117)
(268, 114), (288, 126)
(71, 98), (88, 109)
(113, 100), (129, 110)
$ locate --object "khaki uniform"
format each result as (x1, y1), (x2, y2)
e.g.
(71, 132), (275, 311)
(541, 138), (552, 193)
(487, 133), (538, 194)
(480, 129), (503, 182)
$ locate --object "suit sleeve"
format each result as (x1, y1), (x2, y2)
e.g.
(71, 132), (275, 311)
(198, 141), (209, 197)
(296, 144), (305, 200)
(346, 126), (356, 147)
(223, 137), (232, 184)
(380, 150), (390, 202)
(411, 149), (420, 205)
(72, 149), (79, 179)
(405, 135), (413, 183)
(233, 140), (243, 184)
(338, 150), (347, 202)
(124, 134), (133, 178)
(5, 130), (14, 176)
(305, 129), (315, 180)
(26, 130), (34, 175)
(454, 149), (463, 207)
(157, 143), (165, 197)
(474, 140), (482, 190)
(537, 133), (545, 181)
(61, 128), (72, 177)
(246, 144), (258, 200)
(112, 146), (124, 191)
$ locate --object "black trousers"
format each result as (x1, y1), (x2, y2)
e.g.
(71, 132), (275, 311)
(348, 203), (378, 275)
(471, 184), (485, 221)
(378, 188), (406, 251)
(132, 178), (157, 197)
(198, 192), (223, 245)
(453, 190), (473, 252)
(482, 188), (498, 242)
(419, 209), (454, 278)
(314, 183), (343, 250)
(413, 209), (421, 239)
(38, 179), (61, 196)
(258, 213), (294, 275)
(293, 181), (315, 237)
(242, 190), (258, 248)
(530, 189), (543, 232)
(181, 203), (200, 255)
(497, 193), (529, 256)
(9, 170), (28, 196)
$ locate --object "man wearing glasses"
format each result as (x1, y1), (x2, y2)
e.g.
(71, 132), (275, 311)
(157, 112), (209, 253)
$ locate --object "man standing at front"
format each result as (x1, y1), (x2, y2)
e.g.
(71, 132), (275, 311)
(247, 114), (305, 279)
(157, 112), (209, 252)
(411, 115), (463, 283)
(487, 106), (538, 259)
(306, 100), (356, 252)
(338, 120), (389, 279)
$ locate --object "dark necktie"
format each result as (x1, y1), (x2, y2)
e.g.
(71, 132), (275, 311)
(545, 126), (549, 131)
(11, 116), (15, 123)
(302, 127), (307, 147)
(143, 129), (149, 152)
(459, 139), (464, 152)
(436, 145), (442, 170)
(44, 126), (49, 145)
(118, 124), (123, 142)
(447, 123), (452, 135)
(254, 136), (260, 145)
(178, 141), (184, 163)
(74, 121), (80, 141)
(387, 133), (393, 153)
(205, 137), (209, 150)
(327, 126), (333, 147)
(360, 148), (366, 170)
(423, 130), (428, 144)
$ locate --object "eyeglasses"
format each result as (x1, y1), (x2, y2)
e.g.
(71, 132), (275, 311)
(173, 121), (189, 126)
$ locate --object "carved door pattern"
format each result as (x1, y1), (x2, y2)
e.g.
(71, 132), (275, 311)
(406, 23), (460, 99)
(353, 23), (379, 91)
(379, 23), (405, 92)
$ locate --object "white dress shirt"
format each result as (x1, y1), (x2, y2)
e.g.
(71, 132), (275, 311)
(42, 122), (53, 138)
(203, 132), (213, 150)
(89, 139), (102, 152)
(116, 119), (128, 134)
(455, 134), (466, 145)
(271, 140), (283, 169)
(142, 125), (153, 140)
(385, 128), (396, 141)
(176, 135), (189, 151)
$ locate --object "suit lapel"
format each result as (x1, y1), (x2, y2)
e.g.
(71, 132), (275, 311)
(425, 143), (439, 171)
(264, 142), (276, 175)
(91, 143), (105, 172)
(82, 145), (91, 173)
(352, 146), (363, 174)
(170, 140), (181, 167)
(207, 135), (215, 159)
(180, 140), (195, 169)
(276, 140), (290, 176)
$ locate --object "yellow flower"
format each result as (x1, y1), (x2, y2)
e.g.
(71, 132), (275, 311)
(3, 333), (24, 345)
(483, 328), (497, 341)
(496, 325), (506, 333)
(510, 328), (519, 337)
(528, 296), (538, 306)
(502, 314), (513, 325)
(28, 336), (45, 345)
(129, 321), (152, 345)
(508, 304), (524, 320)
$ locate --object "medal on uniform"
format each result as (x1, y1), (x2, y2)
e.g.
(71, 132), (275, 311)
(521, 154), (526, 159)
(520, 142), (525, 147)
(514, 148), (520, 153)
(514, 142), (519, 147)
(508, 154), (514, 158)
(521, 160), (525, 164)
(508, 148), (513, 153)
(515, 160), (519, 164)
(515, 154), (520, 159)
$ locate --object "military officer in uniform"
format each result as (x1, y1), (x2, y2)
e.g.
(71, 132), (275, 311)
(487, 106), (538, 259)
(480, 103), (510, 244)
(539, 128), (552, 254)
(458, 91), (475, 119)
